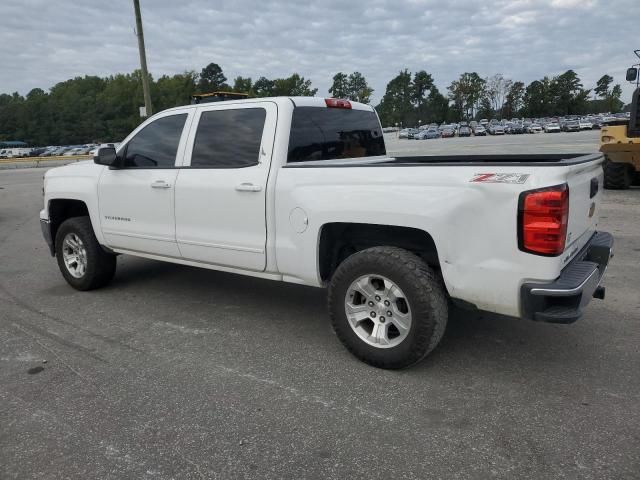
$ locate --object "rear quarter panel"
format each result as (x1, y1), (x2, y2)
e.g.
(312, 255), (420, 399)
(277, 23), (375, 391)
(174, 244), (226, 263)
(274, 159), (603, 317)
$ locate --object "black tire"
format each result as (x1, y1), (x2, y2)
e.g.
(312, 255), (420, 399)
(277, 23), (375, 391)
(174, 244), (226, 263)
(328, 247), (448, 369)
(55, 216), (116, 291)
(603, 161), (632, 190)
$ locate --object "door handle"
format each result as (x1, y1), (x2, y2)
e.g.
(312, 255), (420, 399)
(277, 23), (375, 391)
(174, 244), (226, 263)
(151, 180), (171, 189)
(235, 183), (262, 192)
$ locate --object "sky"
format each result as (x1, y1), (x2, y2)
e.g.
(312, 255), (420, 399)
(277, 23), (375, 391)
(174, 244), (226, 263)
(1, 0), (638, 105)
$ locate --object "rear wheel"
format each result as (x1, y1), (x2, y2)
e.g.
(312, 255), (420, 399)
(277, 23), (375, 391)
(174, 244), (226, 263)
(604, 160), (633, 190)
(328, 247), (447, 369)
(55, 216), (116, 291)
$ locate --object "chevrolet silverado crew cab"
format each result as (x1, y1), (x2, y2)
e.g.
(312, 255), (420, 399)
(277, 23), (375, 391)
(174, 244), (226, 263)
(40, 97), (613, 369)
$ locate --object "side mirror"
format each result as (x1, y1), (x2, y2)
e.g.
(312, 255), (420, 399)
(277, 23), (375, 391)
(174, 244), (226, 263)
(626, 67), (638, 82)
(94, 147), (118, 167)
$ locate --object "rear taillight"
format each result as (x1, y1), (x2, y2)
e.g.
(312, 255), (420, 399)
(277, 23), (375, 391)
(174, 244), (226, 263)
(518, 184), (569, 256)
(325, 98), (352, 109)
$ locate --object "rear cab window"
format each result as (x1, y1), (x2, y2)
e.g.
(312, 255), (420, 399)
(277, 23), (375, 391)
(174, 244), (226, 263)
(287, 106), (385, 163)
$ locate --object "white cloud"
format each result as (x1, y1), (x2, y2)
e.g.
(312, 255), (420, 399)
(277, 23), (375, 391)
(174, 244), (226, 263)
(0, 0), (637, 104)
(549, 0), (596, 9)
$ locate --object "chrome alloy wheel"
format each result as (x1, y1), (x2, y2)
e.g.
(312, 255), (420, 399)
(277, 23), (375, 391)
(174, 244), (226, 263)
(344, 275), (412, 348)
(62, 233), (87, 278)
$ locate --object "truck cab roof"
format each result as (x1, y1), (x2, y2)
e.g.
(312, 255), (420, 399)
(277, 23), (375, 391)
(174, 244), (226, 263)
(169, 96), (374, 113)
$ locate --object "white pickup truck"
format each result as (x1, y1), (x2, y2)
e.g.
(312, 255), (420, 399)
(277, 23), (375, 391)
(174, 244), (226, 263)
(40, 97), (613, 369)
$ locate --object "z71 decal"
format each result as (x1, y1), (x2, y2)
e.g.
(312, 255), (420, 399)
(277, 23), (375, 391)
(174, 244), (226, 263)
(470, 173), (530, 184)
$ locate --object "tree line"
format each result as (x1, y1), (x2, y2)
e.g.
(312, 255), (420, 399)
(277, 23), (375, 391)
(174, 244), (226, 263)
(377, 69), (625, 127)
(0, 62), (626, 145)
(0, 63), (318, 146)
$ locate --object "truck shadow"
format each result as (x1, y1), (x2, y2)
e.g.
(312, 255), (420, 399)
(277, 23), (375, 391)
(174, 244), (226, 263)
(106, 256), (596, 373)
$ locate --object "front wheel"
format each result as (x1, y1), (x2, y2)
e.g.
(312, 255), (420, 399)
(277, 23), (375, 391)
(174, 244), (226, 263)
(328, 247), (448, 369)
(55, 216), (116, 291)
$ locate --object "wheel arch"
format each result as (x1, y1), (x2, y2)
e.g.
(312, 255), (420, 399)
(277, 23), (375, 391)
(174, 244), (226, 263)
(48, 198), (92, 249)
(317, 222), (441, 283)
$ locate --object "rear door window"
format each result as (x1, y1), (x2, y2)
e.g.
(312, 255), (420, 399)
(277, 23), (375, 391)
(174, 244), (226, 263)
(190, 108), (266, 168)
(288, 107), (385, 163)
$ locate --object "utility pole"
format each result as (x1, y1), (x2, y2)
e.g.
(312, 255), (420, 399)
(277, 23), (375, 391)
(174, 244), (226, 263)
(133, 0), (153, 116)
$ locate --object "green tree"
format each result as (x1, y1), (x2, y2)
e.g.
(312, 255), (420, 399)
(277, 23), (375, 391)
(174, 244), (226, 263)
(153, 72), (197, 110)
(347, 72), (373, 103)
(47, 75), (108, 144)
(328, 72), (349, 98)
(476, 96), (494, 121)
(377, 70), (448, 126)
(595, 74), (613, 99)
(253, 77), (275, 97)
(484, 74), (512, 116)
(426, 89), (449, 124)
(197, 63), (228, 92)
(412, 70), (434, 106)
(503, 81), (525, 118)
(447, 72), (485, 120)
(609, 84), (623, 112)
(329, 72), (373, 103)
(551, 70), (590, 115)
(271, 73), (317, 96)
(523, 79), (544, 117)
(375, 69), (413, 126)
(0, 92), (26, 142)
(232, 76), (253, 94)
(412, 71), (443, 124)
(23, 88), (50, 145)
(95, 73), (144, 143)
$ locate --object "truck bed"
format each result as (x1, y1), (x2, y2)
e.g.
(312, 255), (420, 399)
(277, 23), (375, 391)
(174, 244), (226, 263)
(386, 153), (602, 166)
(284, 153), (603, 168)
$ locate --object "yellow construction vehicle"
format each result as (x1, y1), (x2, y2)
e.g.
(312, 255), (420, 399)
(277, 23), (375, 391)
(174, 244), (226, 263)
(599, 50), (640, 189)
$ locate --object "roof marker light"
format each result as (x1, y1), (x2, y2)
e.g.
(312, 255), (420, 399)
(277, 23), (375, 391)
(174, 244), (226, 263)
(325, 98), (352, 109)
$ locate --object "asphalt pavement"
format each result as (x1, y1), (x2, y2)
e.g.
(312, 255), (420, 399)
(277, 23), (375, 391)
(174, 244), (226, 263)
(1, 152), (639, 479)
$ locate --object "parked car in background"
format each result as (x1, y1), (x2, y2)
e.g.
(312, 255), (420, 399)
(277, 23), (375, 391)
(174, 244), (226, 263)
(0, 147), (32, 158)
(543, 122), (561, 133)
(441, 127), (455, 138)
(415, 128), (441, 140)
(473, 125), (487, 136)
(591, 117), (604, 129)
(407, 128), (421, 139)
(527, 123), (543, 134)
(425, 128), (441, 139)
(89, 143), (117, 156)
(413, 130), (429, 140)
(488, 124), (505, 135)
(28, 147), (47, 157)
(579, 119), (593, 131)
(398, 129), (410, 139)
(511, 123), (525, 134)
(38, 147), (56, 157)
(52, 147), (71, 156)
(63, 147), (83, 156)
(458, 126), (472, 137)
(563, 120), (580, 132)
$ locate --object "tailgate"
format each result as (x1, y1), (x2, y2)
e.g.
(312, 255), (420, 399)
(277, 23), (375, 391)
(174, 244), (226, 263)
(564, 155), (604, 261)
